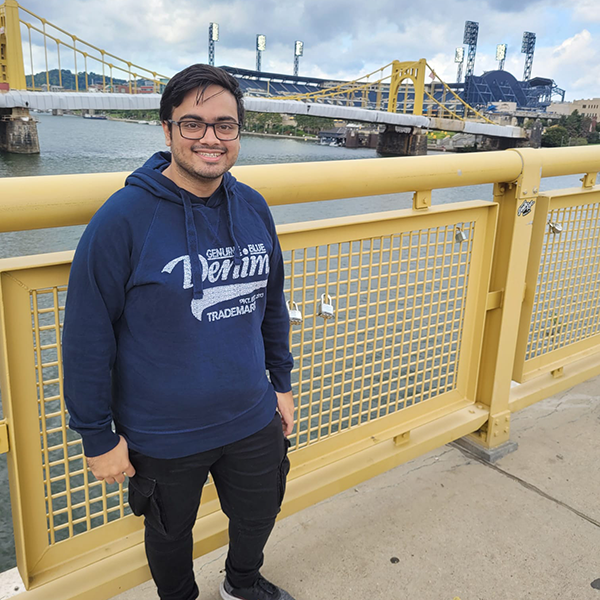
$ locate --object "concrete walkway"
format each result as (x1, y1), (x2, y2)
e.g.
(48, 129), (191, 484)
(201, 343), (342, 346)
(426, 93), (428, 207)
(112, 376), (600, 600)
(2, 376), (599, 600)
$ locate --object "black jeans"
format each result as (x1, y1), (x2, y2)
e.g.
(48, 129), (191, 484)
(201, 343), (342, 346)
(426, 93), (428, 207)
(128, 413), (291, 600)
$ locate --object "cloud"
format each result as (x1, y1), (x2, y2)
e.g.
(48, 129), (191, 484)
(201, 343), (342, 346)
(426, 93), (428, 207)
(535, 29), (600, 98)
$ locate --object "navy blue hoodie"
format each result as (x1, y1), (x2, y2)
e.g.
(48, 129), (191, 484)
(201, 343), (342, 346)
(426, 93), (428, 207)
(63, 152), (293, 459)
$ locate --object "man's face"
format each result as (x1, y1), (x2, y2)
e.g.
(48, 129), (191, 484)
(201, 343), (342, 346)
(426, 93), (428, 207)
(162, 84), (241, 186)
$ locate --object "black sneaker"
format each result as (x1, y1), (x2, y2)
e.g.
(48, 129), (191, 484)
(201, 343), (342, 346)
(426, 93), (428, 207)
(219, 575), (296, 600)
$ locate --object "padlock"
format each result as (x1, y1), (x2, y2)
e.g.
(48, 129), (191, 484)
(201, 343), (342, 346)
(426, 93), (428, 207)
(548, 221), (563, 234)
(317, 294), (335, 320)
(287, 300), (303, 325)
(455, 228), (468, 243)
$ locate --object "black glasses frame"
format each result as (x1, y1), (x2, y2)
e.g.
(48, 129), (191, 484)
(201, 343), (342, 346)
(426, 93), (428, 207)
(168, 119), (241, 141)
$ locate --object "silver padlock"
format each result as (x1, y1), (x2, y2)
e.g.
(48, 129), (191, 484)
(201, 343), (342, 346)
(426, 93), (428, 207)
(317, 294), (335, 320)
(287, 300), (303, 325)
(455, 228), (468, 243)
(548, 221), (563, 234)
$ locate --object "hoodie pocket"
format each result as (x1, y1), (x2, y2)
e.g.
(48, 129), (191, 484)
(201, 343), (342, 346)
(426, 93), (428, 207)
(128, 474), (167, 536)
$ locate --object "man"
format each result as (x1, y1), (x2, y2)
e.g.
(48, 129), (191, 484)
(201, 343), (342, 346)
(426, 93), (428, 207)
(63, 64), (295, 600)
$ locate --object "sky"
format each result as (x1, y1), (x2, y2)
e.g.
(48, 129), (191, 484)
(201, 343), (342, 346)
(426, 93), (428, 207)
(16, 0), (600, 101)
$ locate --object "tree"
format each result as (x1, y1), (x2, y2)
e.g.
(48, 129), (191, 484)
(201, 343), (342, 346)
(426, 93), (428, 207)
(294, 115), (335, 134)
(541, 125), (569, 148)
(523, 119), (535, 130)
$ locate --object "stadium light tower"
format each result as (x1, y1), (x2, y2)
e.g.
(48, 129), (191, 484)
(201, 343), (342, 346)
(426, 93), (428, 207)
(208, 23), (219, 66)
(256, 34), (266, 72)
(454, 47), (464, 83)
(463, 21), (479, 79)
(294, 40), (304, 77)
(496, 44), (507, 70)
(521, 32), (536, 80)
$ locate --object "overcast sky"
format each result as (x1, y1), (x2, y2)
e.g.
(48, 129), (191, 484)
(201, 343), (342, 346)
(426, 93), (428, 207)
(18, 0), (600, 101)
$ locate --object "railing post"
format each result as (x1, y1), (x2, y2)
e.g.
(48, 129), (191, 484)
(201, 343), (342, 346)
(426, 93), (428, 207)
(0, 0), (27, 90)
(458, 148), (543, 461)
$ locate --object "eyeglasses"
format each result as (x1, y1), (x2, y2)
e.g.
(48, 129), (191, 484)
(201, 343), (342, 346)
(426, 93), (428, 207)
(168, 119), (241, 141)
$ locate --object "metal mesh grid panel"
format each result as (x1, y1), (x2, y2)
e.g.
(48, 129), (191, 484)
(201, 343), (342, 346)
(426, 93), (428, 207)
(525, 202), (600, 361)
(31, 286), (131, 545)
(285, 221), (475, 450)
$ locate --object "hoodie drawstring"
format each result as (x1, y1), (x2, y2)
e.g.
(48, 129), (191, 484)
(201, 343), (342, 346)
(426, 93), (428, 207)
(224, 185), (242, 266)
(181, 178), (243, 300)
(181, 193), (204, 300)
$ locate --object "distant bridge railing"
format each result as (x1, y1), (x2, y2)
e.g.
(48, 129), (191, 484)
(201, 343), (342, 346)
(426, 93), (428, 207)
(0, 143), (599, 599)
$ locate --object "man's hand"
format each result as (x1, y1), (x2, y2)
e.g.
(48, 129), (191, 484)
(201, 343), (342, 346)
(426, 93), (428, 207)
(86, 435), (136, 485)
(276, 390), (295, 437)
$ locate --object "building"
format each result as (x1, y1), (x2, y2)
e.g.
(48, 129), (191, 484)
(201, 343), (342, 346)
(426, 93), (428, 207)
(548, 98), (600, 120)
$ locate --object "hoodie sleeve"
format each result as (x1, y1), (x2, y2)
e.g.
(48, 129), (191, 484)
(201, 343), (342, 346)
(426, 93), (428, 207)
(62, 198), (134, 458)
(262, 210), (294, 393)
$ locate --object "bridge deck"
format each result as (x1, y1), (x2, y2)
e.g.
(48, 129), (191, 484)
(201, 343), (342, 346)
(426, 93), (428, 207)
(0, 92), (525, 139)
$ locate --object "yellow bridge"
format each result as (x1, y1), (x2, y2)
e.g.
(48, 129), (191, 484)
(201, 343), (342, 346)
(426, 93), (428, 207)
(0, 0), (527, 151)
(0, 146), (599, 598)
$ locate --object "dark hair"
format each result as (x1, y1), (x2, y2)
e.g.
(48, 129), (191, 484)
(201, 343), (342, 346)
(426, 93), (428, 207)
(159, 64), (245, 125)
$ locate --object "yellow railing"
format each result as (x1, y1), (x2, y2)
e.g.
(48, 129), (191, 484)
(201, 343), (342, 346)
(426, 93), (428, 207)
(0, 147), (599, 599)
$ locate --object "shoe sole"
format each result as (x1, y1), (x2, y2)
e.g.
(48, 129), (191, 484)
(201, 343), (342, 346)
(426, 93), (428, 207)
(219, 580), (241, 600)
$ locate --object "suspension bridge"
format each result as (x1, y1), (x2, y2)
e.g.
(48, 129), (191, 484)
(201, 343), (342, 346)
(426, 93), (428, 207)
(0, 0), (526, 154)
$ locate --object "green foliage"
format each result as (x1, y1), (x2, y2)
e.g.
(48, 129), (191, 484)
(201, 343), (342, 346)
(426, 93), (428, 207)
(105, 109), (160, 120)
(243, 112), (283, 133)
(588, 131), (600, 144)
(541, 125), (568, 147)
(28, 69), (127, 90)
(294, 115), (335, 133)
(243, 112), (336, 135)
(550, 110), (598, 146)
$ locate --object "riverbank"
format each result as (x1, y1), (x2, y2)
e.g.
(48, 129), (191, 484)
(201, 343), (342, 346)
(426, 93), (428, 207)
(241, 131), (315, 142)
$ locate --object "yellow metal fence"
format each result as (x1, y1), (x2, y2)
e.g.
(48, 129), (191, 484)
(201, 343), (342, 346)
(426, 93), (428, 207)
(0, 147), (599, 599)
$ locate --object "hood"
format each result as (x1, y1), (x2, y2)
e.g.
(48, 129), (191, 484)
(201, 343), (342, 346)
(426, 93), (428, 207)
(125, 151), (242, 300)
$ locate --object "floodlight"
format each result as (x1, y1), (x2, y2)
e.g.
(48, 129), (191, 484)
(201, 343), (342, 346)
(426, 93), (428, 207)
(522, 31), (536, 53)
(209, 23), (219, 42)
(496, 44), (507, 61)
(463, 21), (479, 46)
(257, 34), (266, 51)
(454, 47), (464, 63)
(295, 40), (304, 57)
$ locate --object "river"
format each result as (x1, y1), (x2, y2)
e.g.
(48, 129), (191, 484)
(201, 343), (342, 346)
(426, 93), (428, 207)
(0, 113), (582, 572)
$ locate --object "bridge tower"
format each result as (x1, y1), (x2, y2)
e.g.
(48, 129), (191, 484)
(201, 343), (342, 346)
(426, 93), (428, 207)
(208, 23), (219, 67)
(0, 0), (39, 153)
(521, 32), (536, 81)
(0, 0), (27, 90)
(378, 59), (428, 157)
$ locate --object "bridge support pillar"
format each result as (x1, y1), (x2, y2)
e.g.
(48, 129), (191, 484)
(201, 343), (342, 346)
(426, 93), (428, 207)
(52, 109), (64, 116)
(376, 125), (427, 157)
(0, 108), (40, 154)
